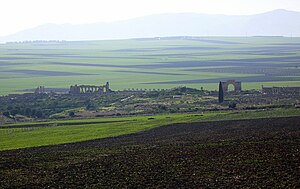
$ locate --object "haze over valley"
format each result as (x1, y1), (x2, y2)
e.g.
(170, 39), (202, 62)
(1, 9), (300, 43)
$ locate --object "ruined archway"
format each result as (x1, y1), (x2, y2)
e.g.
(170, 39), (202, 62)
(221, 80), (242, 92)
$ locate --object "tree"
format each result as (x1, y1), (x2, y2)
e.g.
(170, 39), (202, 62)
(35, 110), (43, 118)
(10, 109), (19, 116)
(86, 103), (96, 110)
(3, 111), (10, 117)
(30, 109), (36, 117)
(158, 104), (167, 111)
(229, 102), (237, 109)
(24, 108), (32, 116)
(69, 111), (75, 117)
(218, 81), (224, 103)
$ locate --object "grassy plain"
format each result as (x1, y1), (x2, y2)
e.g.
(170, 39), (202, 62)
(0, 37), (300, 95)
(1, 108), (300, 151)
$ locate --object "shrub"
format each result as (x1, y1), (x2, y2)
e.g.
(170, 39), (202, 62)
(229, 102), (237, 109)
(3, 111), (10, 117)
(69, 111), (75, 117)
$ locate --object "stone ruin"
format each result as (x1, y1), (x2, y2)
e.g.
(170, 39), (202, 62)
(69, 82), (110, 94)
(221, 80), (242, 92)
(262, 86), (300, 95)
(34, 86), (45, 94)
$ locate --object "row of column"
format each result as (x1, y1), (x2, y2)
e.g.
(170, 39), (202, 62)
(79, 86), (104, 93)
(70, 85), (106, 94)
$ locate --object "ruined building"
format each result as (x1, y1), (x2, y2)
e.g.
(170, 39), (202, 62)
(69, 82), (111, 94)
(262, 86), (300, 95)
(34, 86), (45, 94)
(221, 80), (242, 92)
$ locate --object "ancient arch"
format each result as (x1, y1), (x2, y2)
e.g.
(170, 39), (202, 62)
(221, 80), (242, 92)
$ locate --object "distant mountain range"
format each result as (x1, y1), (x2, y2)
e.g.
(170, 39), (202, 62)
(1, 9), (300, 43)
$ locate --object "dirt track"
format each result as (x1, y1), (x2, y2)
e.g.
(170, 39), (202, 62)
(1, 116), (300, 188)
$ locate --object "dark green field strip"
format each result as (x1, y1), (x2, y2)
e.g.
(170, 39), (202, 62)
(144, 75), (300, 84)
(0, 57), (45, 60)
(48, 62), (130, 68)
(222, 56), (300, 63)
(0, 120), (135, 129)
(187, 38), (243, 44)
(99, 58), (300, 69)
(9, 53), (69, 56)
(114, 70), (186, 76)
(109, 48), (158, 52)
(49, 59), (300, 70)
(0, 62), (26, 66)
(2, 69), (96, 76)
(162, 46), (220, 51)
(153, 57), (300, 68)
(185, 67), (300, 76)
(9, 53), (156, 60)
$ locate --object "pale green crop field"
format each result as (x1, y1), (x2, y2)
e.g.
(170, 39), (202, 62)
(0, 37), (300, 95)
(1, 108), (300, 151)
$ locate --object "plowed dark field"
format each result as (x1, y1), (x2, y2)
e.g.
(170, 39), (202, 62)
(1, 116), (300, 188)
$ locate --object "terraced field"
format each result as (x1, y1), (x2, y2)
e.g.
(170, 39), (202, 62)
(1, 37), (300, 95)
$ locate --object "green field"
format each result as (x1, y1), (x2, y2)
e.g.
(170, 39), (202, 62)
(1, 36), (300, 95)
(1, 108), (300, 151)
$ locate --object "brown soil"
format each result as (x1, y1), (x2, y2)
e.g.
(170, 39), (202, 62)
(1, 116), (300, 188)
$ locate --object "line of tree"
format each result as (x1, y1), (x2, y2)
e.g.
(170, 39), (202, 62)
(2, 108), (44, 118)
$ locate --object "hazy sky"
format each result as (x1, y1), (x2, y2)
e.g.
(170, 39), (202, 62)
(1, 0), (300, 37)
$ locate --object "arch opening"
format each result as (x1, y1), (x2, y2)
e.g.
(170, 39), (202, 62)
(227, 84), (235, 92)
(221, 80), (242, 92)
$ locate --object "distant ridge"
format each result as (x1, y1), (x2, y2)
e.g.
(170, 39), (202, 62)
(1, 9), (300, 43)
